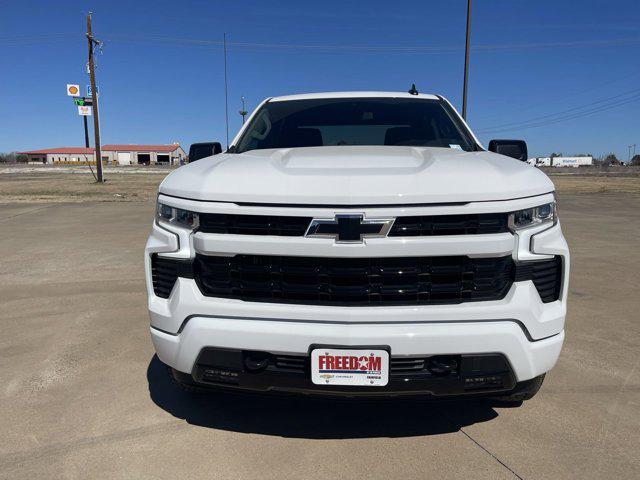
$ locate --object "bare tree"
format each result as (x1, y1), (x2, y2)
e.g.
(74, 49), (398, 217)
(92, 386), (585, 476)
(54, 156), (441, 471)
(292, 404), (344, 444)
(602, 153), (621, 167)
(0, 152), (24, 163)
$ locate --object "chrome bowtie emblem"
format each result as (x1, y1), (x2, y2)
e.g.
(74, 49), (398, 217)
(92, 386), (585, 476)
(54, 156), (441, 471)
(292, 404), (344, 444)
(305, 214), (394, 243)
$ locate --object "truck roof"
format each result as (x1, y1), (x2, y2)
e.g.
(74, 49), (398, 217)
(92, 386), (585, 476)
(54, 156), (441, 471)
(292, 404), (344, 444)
(269, 91), (440, 102)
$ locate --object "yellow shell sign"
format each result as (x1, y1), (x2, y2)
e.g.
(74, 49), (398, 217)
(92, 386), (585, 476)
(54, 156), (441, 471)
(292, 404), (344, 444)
(66, 84), (80, 97)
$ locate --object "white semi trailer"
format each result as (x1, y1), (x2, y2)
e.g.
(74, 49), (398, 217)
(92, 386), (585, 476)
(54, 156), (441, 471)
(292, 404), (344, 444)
(528, 157), (552, 167)
(552, 156), (593, 167)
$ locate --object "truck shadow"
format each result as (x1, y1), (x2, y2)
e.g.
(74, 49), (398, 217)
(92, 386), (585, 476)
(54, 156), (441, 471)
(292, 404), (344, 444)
(147, 355), (510, 439)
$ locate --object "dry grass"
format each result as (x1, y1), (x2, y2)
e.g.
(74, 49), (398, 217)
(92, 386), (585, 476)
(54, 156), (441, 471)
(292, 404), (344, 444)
(1, 165), (639, 203)
(0, 169), (167, 203)
(549, 174), (640, 194)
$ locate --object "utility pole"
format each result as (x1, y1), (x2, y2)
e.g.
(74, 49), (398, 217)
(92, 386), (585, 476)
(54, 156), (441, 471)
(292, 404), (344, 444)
(239, 96), (248, 124)
(86, 12), (104, 183)
(223, 32), (229, 149)
(461, 0), (472, 120)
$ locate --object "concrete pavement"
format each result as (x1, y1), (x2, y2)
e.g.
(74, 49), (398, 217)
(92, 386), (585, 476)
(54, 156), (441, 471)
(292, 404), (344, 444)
(1, 194), (638, 479)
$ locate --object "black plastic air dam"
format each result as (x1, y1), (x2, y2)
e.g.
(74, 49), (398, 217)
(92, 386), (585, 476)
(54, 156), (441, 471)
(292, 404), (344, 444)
(178, 348), (517, 397)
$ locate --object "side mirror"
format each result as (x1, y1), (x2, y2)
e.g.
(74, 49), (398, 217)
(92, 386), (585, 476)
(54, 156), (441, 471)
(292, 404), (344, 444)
(488, 139), (528, 162)
(188, 142), (222, 162)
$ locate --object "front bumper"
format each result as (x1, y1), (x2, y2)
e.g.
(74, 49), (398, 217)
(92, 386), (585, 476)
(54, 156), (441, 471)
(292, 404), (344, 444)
(151, 312), (564, 390)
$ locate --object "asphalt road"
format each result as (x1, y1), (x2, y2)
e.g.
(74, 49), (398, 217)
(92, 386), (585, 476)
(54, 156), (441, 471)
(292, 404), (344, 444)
(1, 194), (639, 479)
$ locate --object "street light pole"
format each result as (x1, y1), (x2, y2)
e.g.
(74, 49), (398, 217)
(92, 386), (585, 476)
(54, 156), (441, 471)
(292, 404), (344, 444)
(239, 96), (248, 124)
(462, 0), (472, 120)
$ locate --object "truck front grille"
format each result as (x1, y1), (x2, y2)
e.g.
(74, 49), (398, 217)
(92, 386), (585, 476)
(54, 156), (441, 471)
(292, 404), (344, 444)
(192, 254), (514, 306)
(197, 212), (510, 237)
(389, 213), (508, 236)
(199, 213), (311, 236)
(152, 254), (563, 305)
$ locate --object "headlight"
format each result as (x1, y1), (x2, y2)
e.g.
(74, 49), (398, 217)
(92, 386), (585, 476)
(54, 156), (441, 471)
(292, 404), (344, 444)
(156, 202), (199, 230)
(508, 202), (557, 232)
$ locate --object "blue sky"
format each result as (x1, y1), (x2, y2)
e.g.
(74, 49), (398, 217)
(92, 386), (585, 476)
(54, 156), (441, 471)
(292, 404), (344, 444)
(1, 0), (638, 159)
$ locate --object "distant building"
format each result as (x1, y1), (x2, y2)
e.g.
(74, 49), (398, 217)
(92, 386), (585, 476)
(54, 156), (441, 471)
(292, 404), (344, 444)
(20, 147), (95, 164)
(19, 143), (186, 165)
(102, 144), (186, 165)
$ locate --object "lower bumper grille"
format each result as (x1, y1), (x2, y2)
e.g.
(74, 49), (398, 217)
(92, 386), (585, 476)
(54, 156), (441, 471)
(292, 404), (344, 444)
(151, 256), (180, 298)
(150, 255), (193, 299)
(193, 254), (514, 306)
(189, 348), (516, 395)
(514, 256), (562, 303)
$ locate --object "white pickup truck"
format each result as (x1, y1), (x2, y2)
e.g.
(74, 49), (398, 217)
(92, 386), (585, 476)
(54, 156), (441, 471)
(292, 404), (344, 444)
(146, 91), (569, 402)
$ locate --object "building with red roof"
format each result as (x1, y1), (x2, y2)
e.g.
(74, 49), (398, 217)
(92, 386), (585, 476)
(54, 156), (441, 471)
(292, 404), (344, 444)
(20, 143), (185, 165)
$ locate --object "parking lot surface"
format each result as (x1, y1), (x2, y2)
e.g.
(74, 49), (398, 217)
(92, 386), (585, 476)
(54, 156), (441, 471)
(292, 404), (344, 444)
(1, 193), (639, 479)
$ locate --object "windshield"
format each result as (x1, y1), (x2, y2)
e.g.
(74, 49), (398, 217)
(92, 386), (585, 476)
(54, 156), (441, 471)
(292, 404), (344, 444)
(234, 97), (477, 154)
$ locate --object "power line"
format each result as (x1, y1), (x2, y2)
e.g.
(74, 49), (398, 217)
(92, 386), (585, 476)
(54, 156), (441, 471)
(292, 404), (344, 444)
(478, 94), (640, 132)
(93, 33), (640, 54)
(476, 87), (640, 131)
(0, 33), (77, 41)
(473, 70), (640, 122)
(477, 93), (640, 133)
(3, 31), (640, 53)
(5, 29), (638, 139)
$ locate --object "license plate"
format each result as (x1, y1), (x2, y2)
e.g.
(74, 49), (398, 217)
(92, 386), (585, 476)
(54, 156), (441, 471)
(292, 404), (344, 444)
(311, 348), (389, 386)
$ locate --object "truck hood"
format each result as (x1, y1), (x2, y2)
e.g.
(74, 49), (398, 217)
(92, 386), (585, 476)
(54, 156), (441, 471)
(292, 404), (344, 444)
(160, 146), (555, 205)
